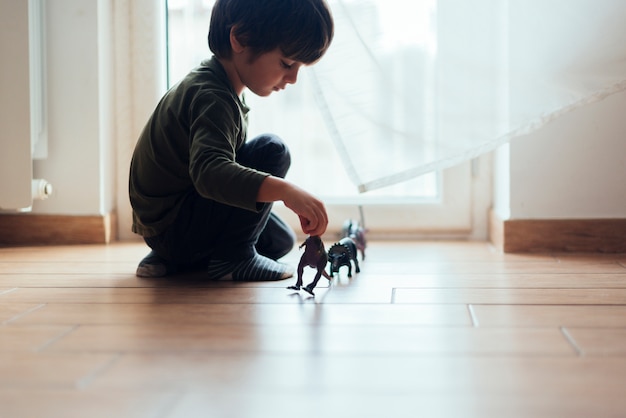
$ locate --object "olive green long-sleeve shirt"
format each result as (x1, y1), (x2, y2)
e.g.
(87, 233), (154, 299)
(129, 57), (268, 237)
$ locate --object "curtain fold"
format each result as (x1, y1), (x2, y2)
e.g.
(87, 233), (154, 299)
(311, 0), (626, 193)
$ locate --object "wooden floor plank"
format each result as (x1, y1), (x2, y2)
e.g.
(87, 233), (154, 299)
(0, 352), (118, 388)
(0, 303), (44, 323)
(394, 288), (626, 305)
(89, 353), (626, 391)
(566, 328), (626, 357)
(0, 389), (176, 418)
(361, 261), (626, 275)
(0, 242), (148, 263)
(0, 286), (393, 304)
(360, 241), (558, 262)
(473, 305), (626, 328)
(346, 273), (626, 289)
(0, 274), (160, 288)
(164, 390), (626, 418)
(0, 324), (74, 351)
(0, 261), (138, 275)
(45, 324), (574, 356)
(13, 303), (473, 327)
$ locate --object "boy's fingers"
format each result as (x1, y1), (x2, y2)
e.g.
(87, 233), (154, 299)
(294, 199), (328, 235)
(300, 215), (323, 236)
(299, 215), (313, 233)
(303, 217), (327, 237)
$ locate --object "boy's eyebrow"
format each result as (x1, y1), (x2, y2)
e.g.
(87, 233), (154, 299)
(283, 55), (303, 64)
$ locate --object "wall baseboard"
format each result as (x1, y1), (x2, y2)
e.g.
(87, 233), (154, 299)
(489, 210), (626, 253)
(0, 212), (117, 246)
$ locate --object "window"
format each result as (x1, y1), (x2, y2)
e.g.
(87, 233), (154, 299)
(165, 0), (476, 236)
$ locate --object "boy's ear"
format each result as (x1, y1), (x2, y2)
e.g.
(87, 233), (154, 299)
(229, 26), (245, 54)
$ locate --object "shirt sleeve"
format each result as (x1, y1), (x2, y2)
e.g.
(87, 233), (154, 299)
(187, 91), (268, 212)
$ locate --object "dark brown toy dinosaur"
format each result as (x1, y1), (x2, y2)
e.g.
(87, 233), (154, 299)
(287, 235), (331, 296)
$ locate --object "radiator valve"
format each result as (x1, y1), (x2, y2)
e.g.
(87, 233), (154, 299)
(32, 179), (53, 200)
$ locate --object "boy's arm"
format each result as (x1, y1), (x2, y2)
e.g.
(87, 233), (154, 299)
(257, 176), (328, 237)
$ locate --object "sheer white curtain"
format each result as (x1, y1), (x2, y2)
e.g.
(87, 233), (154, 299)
(306, 0), (626, 193)
(170, 0), (626, 196)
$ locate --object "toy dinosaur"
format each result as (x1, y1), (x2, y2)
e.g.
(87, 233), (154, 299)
(328, 236), (360, 278)
(341, 218), (367, 260)
(287, 235), (331, 296)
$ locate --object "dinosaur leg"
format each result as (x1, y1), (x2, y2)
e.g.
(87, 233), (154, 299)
(303, 270), (324, 296)
(286, 262), (305, 290)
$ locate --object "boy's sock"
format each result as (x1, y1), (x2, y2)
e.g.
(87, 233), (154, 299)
(207, 253), (294, 281)
(136, 250), (176, 278)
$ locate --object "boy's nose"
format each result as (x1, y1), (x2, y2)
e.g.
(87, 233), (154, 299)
(285, 68), (299, 85)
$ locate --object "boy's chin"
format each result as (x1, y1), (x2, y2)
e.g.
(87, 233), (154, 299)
(246, 87), (273, 97)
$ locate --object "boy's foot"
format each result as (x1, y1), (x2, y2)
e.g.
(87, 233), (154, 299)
(136, 250), (175, 278)
(208, 253), (294, 281)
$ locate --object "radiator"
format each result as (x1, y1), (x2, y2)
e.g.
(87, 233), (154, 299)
(0, 0), (52, 211)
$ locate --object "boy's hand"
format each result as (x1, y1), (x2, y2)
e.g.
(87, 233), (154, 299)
(283, 184), (328, 236)
(257, 177), (328, 236)
(292, 197), (328, 236)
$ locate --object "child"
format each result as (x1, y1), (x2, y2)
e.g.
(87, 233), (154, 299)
(129, 0), (334, 280)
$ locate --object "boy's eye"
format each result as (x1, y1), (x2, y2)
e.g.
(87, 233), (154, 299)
(281, 61), (293, 70)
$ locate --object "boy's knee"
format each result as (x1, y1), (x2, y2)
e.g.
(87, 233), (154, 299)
(259, 134), (290, 157)
(254, 134), (291, 177)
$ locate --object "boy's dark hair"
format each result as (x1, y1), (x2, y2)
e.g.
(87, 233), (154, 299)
(208, 0), (334, 64)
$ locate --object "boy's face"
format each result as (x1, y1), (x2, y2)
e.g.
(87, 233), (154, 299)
(233, 48), (304, 97)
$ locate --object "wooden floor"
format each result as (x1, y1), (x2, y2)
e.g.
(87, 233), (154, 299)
(1, 240), (626, 418)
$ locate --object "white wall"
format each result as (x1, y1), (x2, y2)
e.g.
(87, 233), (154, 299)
(494, 89), (626, 220)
